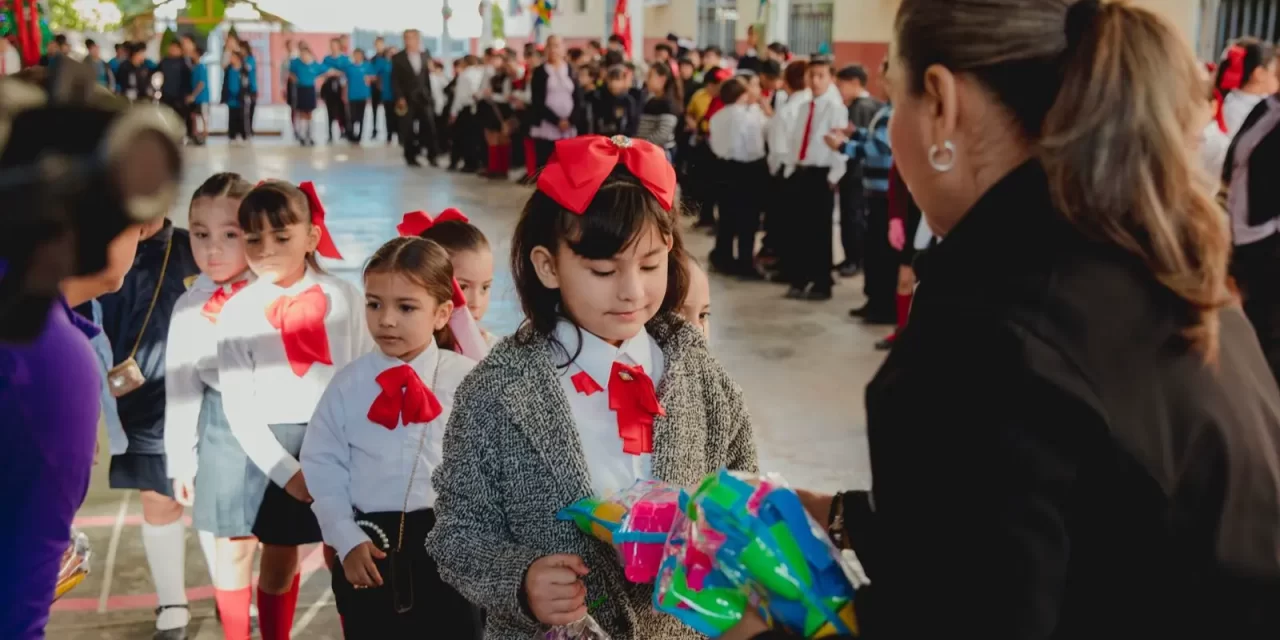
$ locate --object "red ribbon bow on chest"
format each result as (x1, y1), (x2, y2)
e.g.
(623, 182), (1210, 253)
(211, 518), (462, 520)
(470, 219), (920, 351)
(397, 208), (470, 237)
(368, 364), (442, 430)
(202, 280), (250, 323)
(265, 285), (333, 377)
(589, 361), (664, 456)
(536, 135), (676, 215)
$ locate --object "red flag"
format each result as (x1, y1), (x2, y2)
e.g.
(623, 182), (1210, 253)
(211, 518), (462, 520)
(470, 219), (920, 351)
(612, 0), (632, 58)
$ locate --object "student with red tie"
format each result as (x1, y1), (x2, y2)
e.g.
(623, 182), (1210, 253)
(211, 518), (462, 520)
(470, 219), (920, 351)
(216, 181), (373, 640)
(163, 173), (259, 640)
(300, 236), (480, 636)
(426, 135), (758, 639)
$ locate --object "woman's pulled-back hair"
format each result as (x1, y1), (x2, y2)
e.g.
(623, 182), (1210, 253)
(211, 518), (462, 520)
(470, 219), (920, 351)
(511, 165), (691, 341)
(896, 0), (1231, 358)
(237, 180), (323, 272)
(421, 220), (490, 257)
(191, 172), (252, 207)
(365, 236), (458, 351)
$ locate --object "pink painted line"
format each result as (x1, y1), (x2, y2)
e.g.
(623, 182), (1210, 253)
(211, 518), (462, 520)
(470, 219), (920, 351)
(73, 514), (194, 528)
(53, 545), (326, 613)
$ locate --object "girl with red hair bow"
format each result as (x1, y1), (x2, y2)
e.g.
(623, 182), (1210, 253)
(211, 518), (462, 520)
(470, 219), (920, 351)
(215, 180), (374, 640)
(399, 208), (499, 348)
(1213, 38), (1279, 137)
(426, 135), (758, 640)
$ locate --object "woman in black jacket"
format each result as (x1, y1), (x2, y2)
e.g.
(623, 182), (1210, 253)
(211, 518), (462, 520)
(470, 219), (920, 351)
(726, 1), (1280, 639)
(528, 35), (584, 170)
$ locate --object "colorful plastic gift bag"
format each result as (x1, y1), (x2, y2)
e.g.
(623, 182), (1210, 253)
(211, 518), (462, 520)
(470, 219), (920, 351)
(541, 614), (612, 640)
(557, 480), (681, 583)
(653, 499), (752, 636)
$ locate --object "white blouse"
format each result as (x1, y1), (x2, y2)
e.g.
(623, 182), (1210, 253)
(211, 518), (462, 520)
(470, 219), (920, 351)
(552, 320), (665, 496)
(709, 103), (768, 163)
(163, 273), (253, 478)
(784, 89), (850, 185)
(217, 268), (374, 488)
(301, 341), (476, 560)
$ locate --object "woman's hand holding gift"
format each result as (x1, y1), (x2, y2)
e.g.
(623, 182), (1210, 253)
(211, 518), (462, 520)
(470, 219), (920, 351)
(525, 554), (590, 626)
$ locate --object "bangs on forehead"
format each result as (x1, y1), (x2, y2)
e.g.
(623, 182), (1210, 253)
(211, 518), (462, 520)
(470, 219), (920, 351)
(555, 179), (676, 260)
(238, 185), (307, 234)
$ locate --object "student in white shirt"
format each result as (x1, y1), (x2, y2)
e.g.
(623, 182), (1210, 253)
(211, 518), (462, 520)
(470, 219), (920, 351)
(781, 58), (849, 301)
(708, 76), (769, 278)
(216, 180), (373, 640)
(301, 236), (479, 636)
(163, 173), (259, 640)
(398, 208), (499, 348)
(449, 56), (488, 172)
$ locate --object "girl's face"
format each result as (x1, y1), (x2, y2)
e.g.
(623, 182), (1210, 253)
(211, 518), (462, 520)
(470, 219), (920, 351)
(680, 261), (710, 339)
(452, 248), (494, 323)
(189, 196), (248, 284)
(244, 218), (319, 285)
(646, 69), (666, 95)
(746, 76), (762, 101)
(365, 271), (451, 362)
(532, 222), (671, 345)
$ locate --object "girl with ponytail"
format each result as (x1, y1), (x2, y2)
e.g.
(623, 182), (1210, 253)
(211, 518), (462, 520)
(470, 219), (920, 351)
(1213, 37), (1278, 137)
(731, 2), (1280, 639)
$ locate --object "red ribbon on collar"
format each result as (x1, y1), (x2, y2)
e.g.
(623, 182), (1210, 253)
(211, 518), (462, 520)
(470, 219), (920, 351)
(607, 361), (663, 456)
(368, 364), (442, 430)
(298, 181), (343, 260)
(201, 280), (250, 323)
(536, 135), (676, 215)
(265, 285), (333, 377)
(397, 208), (471, 237)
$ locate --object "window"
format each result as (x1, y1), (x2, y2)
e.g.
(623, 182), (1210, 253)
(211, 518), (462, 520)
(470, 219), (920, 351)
(788, 0), (834, 58)
(510, 0), (521, 15)
(696, 0), (738, 52)
(1212, 0), (1280, 59)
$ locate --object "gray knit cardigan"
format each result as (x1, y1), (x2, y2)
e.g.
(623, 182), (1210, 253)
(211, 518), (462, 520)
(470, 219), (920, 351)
(426, 313), (759, 639)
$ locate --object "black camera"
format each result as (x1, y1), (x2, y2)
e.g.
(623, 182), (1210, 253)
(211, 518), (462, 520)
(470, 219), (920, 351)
(0, 58), (184, 342)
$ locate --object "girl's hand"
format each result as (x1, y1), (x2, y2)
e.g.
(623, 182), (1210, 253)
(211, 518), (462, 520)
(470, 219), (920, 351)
(720, 608), (771, 640)
(284, 471), (313, 503)
(897, 265), (917, 295)
(888, 217), (906, 251)
(524, 554), (589, 626)
(558, 118), (571, 131)
(172, 477), (196, 507)
(343, 541), (386, 588)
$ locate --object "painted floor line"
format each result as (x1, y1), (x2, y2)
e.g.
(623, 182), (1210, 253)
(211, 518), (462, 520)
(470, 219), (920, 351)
(96, 493), (131, 614)
(74, 514), (193, 528)
(291, 587), (332, 634)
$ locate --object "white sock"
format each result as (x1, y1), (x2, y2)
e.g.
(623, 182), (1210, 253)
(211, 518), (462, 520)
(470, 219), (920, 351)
(197, 529), (217, 585)
(141, 520), (190, 630)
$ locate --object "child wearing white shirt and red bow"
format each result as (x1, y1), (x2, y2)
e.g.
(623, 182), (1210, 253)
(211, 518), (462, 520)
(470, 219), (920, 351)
(301, 236), (480, 636)
(216, 180), (373, 640)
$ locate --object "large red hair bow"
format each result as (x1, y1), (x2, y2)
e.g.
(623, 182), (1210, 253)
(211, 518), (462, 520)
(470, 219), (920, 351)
(1215, 45), (1248, 133)
(298, 181), (344, 260)
(536, 135), (676, 215)
(396, 208), (470, 237)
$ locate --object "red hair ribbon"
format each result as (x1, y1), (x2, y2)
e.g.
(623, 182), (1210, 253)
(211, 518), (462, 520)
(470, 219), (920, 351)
(297, 181), (343, 260)
(397, 208), (471, 237)
(450, 278), (468, 309)
(1215, 45), (1247, 133)
(536, 135), (676, 215)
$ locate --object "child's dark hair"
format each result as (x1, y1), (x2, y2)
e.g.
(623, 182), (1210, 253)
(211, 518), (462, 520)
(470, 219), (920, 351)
(191, 172), (253, 208)
(648, 61), (684, 112)
(238, 180), (323, 272)
(419, 220), (489, 257)
(806, 56), (833, 71)
(365, 237), (457, 351)
(511, 166), (691, 342)
(605, 64), (628, 83)
(719, 77), (748, 104)
(837, 64), (869, 85)
(760, 59), (782, 79)
(1216, 37), (1277, 94)
(783, 60), (807, 92)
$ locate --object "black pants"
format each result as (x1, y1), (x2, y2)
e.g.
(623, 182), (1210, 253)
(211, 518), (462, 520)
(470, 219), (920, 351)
(248, 94), (256, 136)
(839, 164), (867, 268)
(533, 138), (557, 169)
(788, 167), (836, 294)
(227, 104), (249, 140)
(400, 102), (438, 164)
(712, 159), (768, 273)
(691, 144), (720, 225)
(760, 167), (786, 258)
(1234, 234), (1280, 385)
(348, 99), (368, 142)
(370, 85), (383, 135)
(449, 109), (482, 169)
(325, 90), (347, 140)
(384, 100), (399, 142)
(863, 193), (897, 319)
(331, 509), (479, 638)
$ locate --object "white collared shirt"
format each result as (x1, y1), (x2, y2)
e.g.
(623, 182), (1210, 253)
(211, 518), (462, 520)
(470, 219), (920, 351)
(451, 66), (487, 117)
(785, 87), (850, 184)
(217, 268), (374, 487)
(553, 320), (665, 496)
(302, 341), (476, 560)
(709, 102), (768, 163)
(163, 272), (253, 478)
(408, 50), (423, 75)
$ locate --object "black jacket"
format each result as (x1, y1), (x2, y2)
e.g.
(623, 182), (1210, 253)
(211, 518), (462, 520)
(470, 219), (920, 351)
(759, 161), (1280, 640)
(391, 50), (434, 109)
(1223, 95), (1280, 228)
(530, 63), (585, 131)
(586, 88), (638, 138)
(87, 222), (199, 455)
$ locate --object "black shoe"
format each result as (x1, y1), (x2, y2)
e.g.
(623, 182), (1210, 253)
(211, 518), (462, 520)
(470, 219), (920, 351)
(837, 263), (860, 278)
(803, 289), (833, 301)
(849, 304), (869, 318)
(427, 156), (440, 168)
(406, 157), (422, 167)
(875, 336), (896, 351)
(153, 605), (189, 640)
(785, 287), (806, 299)
(863, 312), (897, 326)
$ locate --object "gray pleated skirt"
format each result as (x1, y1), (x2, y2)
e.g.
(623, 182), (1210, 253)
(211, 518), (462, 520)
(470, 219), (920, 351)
(193, 389), (261, 538)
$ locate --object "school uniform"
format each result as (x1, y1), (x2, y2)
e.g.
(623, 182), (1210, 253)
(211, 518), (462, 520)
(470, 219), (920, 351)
(842, 103), (894, 320)
(449, 65), (486, 171)
(158, 56), (192, 126)
(190, 61), (210, 143)
(783, 89), (849, 297)
(708, 102), (769, 275)
(164, 274), (254, 537)
(426, 313), (758, 640)
(222, 65), (251, 141)
(302, 342), (479, 636)
(479, 66), (515, 175)
(289, 58), (324, 113)
(636, 95), (679, 156)
(116, 59), (153, 102)
(838, 93), (884, 273)
(372, 54), (394, 140)
(242, 53), (258, 136)
(761, 90), (803, 265)
(216, 268), (374, 546)
(344, 60), (374, 142)
(586, 88), (639, 138)
(322, 54), (351, 141)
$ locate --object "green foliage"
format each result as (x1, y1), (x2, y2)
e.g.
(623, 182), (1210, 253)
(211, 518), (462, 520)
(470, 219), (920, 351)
(159, 25), (176, 50)
(47, 0), (89, 31)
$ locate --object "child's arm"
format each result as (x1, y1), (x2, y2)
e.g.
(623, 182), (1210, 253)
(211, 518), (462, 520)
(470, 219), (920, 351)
(426, 373), (543, 628)
(162, 296), (204, 482)
(300, 383), (367, 560)
(217, 313), (303, 488)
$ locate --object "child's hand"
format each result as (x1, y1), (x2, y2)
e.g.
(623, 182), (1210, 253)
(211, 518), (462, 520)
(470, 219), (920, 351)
(284, 471), (313, 503)
(172, 477), (196, 507)
(889, 217), (907, 251)
(343, 541), (386, 588)
(824, 129), (848, 151)
(524, 554), (590, 626)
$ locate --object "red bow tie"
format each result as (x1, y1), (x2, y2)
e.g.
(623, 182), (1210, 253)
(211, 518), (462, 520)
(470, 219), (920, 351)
(368, 364), (442, 430)
(607, 361), (664, 456)
(202, 280), (250, 323)
(265, 285), (333, 377)
(571, 371), (603, 396)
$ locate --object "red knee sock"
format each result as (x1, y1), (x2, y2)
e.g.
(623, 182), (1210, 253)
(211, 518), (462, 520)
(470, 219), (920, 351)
(896, 292), (913, 331)
(214, 587), (253, 640)
(501, 143), (513, 173)
(486, 144), (499, 172)
(257, 573), (300, 640)
(524, 137), (537, 176)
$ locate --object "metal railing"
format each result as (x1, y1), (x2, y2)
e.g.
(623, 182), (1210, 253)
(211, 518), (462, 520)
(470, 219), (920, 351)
(696, 0), (738, 51)
(1213, 0), (1280, 58)
(788, 0), (834, 57)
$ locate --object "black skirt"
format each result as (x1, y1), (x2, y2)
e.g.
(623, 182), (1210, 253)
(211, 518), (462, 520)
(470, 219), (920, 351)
(294, 86), (318, 113)
(285, 78), (296, 108)
(478, 100), (513, 132)
(331, 509), (481, 638)
(251, 423), (322, 546)
(109, 453), (174, 497)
